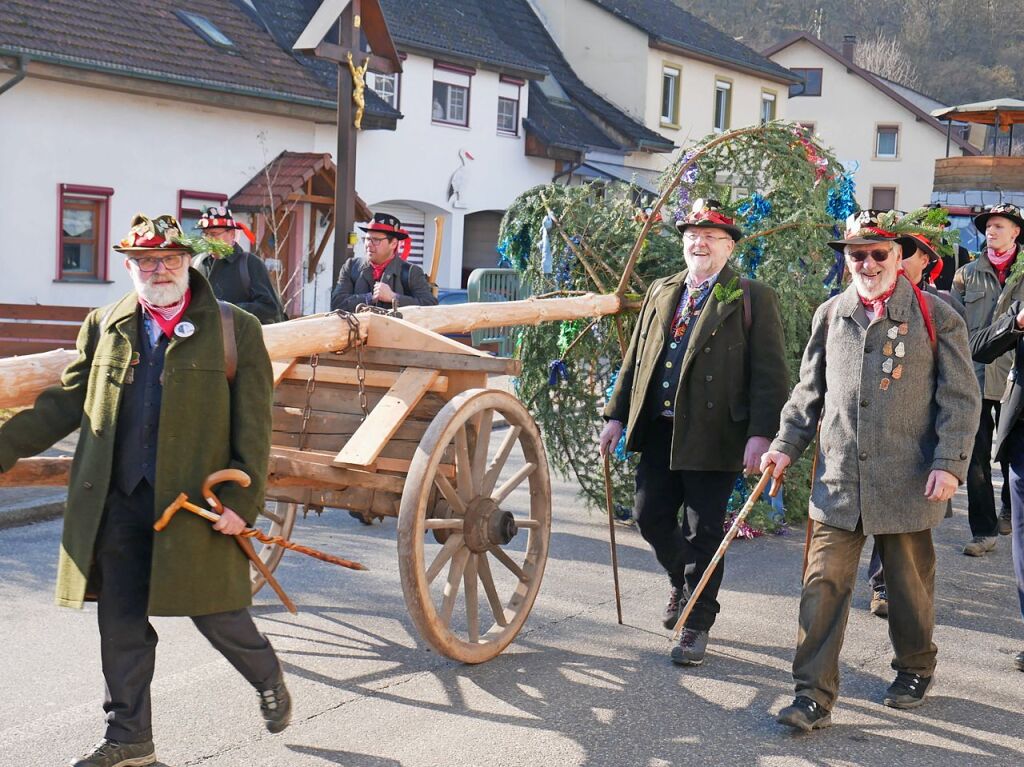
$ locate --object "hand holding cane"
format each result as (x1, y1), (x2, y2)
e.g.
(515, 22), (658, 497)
(602, 454), (624, 625)
(671, 466), (781, 640)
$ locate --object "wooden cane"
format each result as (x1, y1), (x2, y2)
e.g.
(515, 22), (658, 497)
(671, 467), (779, 640)
(602, 454), (624, 625)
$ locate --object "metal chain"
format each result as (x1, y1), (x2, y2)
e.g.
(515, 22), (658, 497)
(298, 353), (319, 450)
(339, 310), (369, 420)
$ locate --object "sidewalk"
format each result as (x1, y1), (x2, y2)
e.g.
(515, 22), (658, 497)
(0, 434), (75, 530)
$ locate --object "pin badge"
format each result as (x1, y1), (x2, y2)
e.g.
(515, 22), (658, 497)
(895, 342), (905, 358)
(174, 321), (195, 338)
(887, 326), (899, 340)
(899, 323), (909, 335)
(883, 341), (894, 356)
(130, 351), (140, 366)
(880, 378), (890, 391)
(882, 358), (894, 374)
(892, 364), (903, 380)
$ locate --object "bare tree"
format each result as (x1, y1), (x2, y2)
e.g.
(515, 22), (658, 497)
(855, 31), (921, 89)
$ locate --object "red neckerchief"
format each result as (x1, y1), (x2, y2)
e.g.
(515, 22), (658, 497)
(370, 256), (395, 282)
(987, 244), (1018, 285)
(139, 288), (191, 338)
(857, 278), (897, 319)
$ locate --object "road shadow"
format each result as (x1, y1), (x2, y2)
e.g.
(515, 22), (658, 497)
(287, 745), (404, 766)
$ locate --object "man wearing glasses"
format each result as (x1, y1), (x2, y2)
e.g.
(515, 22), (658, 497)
(0, 214), (290, 766)
(763, 210), (979, 730)
(331, 212), (437, 312)
(600, 199), (788, 666)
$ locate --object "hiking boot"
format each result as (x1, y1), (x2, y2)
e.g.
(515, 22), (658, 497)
(998, 508), (1012, 536)
(962, 536), (997, 556)
(883, 671), (932, 709)
(69, 739), (155, 767)
(662, 586), (687, 630)
(777, 696), (832, 731)
(670, 628), (708, 666)
(869, 588), (889, 618)
(1014, 651), (1024, 672)
(258, 677), (292, 733)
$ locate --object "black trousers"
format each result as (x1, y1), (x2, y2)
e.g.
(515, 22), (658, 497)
(966, 399), (1011, 537)
(93, 481), (281, 743)
(634, 418), (737, 632)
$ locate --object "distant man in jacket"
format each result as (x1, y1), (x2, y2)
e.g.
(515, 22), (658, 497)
(599, 199), (788, 667)
(0, 214), (291, 767)
(764, 211), (979, 731)
(193, 206), (285, 324)
(951, 203), (1024, 553)
(331, 212), (438, 312)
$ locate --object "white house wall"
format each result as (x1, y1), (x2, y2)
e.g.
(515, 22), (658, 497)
(769, 39), (967, 210)
(0, 77), (318, 307)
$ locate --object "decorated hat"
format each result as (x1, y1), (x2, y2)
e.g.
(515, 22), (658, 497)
(358, 212), (410, 241)
(973, 203), (1024, 242)
(827, 209), (918, 257)
(675, 199), (742, 242)
(196, 205), (241, 230)
(908, 233), (940, 263)
(114, 213), (191, 253)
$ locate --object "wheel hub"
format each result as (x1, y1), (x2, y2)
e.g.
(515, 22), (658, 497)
(463, 496), (518, 553)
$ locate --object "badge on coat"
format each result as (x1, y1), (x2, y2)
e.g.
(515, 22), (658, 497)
(887, 326), (899, 340)
(882, 358), (894, 374)
(174, 321), (195, 338)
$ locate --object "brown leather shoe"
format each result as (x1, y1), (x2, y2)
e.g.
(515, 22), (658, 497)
(869, 588), (888, 618)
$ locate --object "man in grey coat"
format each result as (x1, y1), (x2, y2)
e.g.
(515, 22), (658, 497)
(761, 210), (980, 731)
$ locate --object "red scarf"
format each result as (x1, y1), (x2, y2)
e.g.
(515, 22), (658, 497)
(857, 278), (898, 319)
(987, 245), (1018, 285)
(139, 288), (191, 338)
(370, 256), (395, 282)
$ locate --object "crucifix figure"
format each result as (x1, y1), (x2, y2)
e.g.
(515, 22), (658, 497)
(346, 51), (370, 130)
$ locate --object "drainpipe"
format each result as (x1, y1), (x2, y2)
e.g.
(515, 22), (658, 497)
(0, 54), (28, 97)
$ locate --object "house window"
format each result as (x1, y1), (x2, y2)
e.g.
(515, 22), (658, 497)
(789, 68), (823, 97)
(367, 71), (400, 110)
(876, 125), (899, 158)
(871, 186), (897, 209)
(432, 63), (473, 127)
(58, 184), (113, 281)
(760, 90), (777, 124)
(178, 190), (228, 233)
(173, 10), (236, 51)
(497, 76), (523, 135)
(713, 79), (732, 132)
(661, 65), (681, 125)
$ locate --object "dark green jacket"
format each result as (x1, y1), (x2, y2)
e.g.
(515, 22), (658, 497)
(0, 271), (272, 615)
(604, 263), (789, 471)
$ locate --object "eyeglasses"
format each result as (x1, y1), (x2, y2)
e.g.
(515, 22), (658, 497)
(683, 232), (732, 244)
(846, 248), (892, 263)
(130, 253), (187, 272)
(365, 236), (390, 247)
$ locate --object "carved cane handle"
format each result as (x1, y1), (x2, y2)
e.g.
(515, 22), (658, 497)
(201, 469), (251, 514)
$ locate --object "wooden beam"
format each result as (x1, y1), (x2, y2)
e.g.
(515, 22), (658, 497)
(333, 368), (439, 467)
(283, 363), (448, 393)
(286, 193), (336, 205)
(337, 346), (521, 375)
(312, 42), (399, 74)
(271, 359), (298, 387)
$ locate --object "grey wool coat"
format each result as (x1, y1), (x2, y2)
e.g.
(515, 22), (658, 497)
(770, 278), (980, 534)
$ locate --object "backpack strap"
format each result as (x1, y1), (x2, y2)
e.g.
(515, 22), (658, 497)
(238, 251), (252, 297)
(217, 300), (237, 384)
(400, 259), (412, 297)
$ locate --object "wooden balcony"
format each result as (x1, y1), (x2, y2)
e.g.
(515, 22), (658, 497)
(934, 156), (1024, 192)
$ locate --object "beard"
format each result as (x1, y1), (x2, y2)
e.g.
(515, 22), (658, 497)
(132, 268), (189, 306)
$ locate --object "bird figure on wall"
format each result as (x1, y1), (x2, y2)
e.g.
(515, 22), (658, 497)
(447, 148), (475, 209)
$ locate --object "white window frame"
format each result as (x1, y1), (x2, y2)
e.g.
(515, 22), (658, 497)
(661, 64), (681, 126)
(497, 78), (521, 135)
(367, 71), (400, 110)
(433, 65), (472, 127)
(713, 79), (732, 132)
(760, 90), (776, 124)
(875, 124), (900, 159)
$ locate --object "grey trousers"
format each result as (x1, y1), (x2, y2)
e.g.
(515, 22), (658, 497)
(793, 520), (937, 710)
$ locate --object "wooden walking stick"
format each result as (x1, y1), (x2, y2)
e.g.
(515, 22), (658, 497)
(671, 466), (780, 640)
(602, 454), (624, 625)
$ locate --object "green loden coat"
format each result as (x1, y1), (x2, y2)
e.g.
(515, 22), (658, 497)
(604, 263), (789, 471)
(0, 270), (272, 615)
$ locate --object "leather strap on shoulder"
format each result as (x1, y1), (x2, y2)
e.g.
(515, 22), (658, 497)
(218, 301), (237, 384)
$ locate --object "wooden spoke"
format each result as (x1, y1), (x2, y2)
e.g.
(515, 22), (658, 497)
(426, 533), (464, 584)
(441, 548), (471, 625)
(489, 545), (527, 583)
(261, 509), (287, 526)
(424, 518), (464, 531)
(512, 518), (542, 530)
(481, 425), (521, 496)
(476, 551), (507, 627)
(470, 409), (494, 496)
(250, 501), (297, 597)
(433, 473), (466, 516)
(454, 425), (473, 502)
(464, 553), (480, 643)
(492, 462), (537, 505)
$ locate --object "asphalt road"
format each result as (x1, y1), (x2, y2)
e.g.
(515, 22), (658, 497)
(1, 462), (1022, 767)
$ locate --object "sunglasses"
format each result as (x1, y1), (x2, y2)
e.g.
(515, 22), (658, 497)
(846, 248), (892, 263)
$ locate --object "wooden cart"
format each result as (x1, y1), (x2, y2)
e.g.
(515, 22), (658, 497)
(256, 313), (551, 663)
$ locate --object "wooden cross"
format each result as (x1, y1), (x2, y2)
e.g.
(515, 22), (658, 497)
(294, 0), (402, 285)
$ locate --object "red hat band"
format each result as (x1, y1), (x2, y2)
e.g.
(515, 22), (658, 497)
(691, 209), (735, 227)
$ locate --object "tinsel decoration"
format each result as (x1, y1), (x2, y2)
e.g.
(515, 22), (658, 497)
(826, 170), (858, 221)
(547, 359), (570, 387)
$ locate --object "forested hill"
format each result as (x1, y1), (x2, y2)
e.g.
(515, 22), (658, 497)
(676, 0), (1023, 105)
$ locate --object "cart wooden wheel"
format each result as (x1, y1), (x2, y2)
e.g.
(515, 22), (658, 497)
(250, 500), (298, 595)
(398, 388), (551, 663)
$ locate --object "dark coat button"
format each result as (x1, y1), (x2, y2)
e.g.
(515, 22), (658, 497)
(960, 452), (968, 460)
(865, 347), (874, 354)
(704, 347), (711, 353)
(83, 481), (93, 490)
(705, 375), (713, 382)
(860, 399), (869, 407)
(706, 402), (714, 409)
(859, 452), (868, 461)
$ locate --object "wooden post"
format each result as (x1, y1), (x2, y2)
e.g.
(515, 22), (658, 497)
(333, 1), (359, 286)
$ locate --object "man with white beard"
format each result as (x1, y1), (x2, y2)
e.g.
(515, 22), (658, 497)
(760, 210), (979, 731)
(0, 214), (290, 766)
